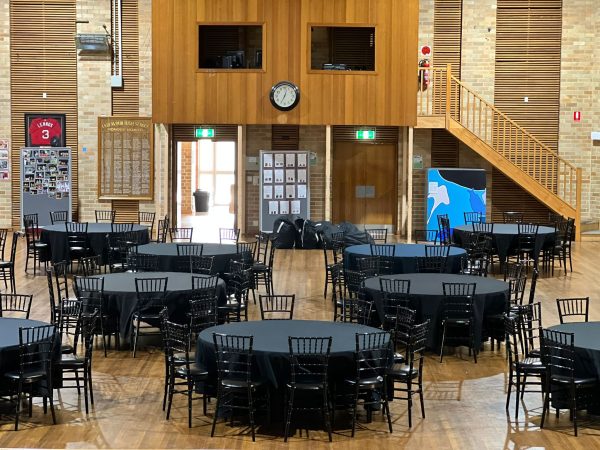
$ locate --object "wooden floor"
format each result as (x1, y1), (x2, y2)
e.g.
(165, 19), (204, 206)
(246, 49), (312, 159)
(2, 236), (600, 449)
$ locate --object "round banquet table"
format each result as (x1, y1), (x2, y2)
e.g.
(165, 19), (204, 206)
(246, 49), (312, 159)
(0, 318), (60, 388)
(547, 322), (600, 410)
(196, 320), (384, 389)
(363, 273), (509, 349)
(41, 223), (150, 264)
(344, 243), (467, 274)
(135, 243), (239, 274)
(99, 271), (226, 340)
(453, 223), (556, 265)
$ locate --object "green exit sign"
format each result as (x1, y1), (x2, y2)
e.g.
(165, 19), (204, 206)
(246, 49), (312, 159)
(195, 128), (215, 139)
(356, 130), (376, 140)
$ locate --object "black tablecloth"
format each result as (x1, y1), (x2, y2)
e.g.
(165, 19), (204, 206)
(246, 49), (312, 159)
(363, 273), (509, 349)
(344, 243), (466, 274)
(135, 243), (238, 274)
(0, 318), (60, 388)
(41, 223), (150, 264)
(196, 320), (382, 389)
(548, 322), (600, 379)
(100, 271), (227, 339)
(453, 223), (555, 264)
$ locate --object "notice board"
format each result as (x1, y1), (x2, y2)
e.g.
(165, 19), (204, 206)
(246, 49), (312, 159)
(98, 117), (154, 200)
(259, 150), (310, 232)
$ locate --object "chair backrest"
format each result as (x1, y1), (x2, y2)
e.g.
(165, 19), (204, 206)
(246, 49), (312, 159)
(111, 222), (134, 233)
(49, 210), (68, 225)
(472, 221), (493, 234)
(170, 227), (193, 242)
(351, 297), (374, 325)
(189, 297), (218, 334)
(517, 222), (539, 237)
(127, 253), (159, 272)
(288, 336), (332, 386)
(416, 256), (445, 273)
(23, 213), (39, 228)
(460, 254), (490, 277)
(437, 215), (452, 245)
(514, 302), (542, 357)
(343, 269), (366, 298)
(407, 320), (430, 371)
(503, 262), (525, 281)
(425, 244), (450, 258)
(176, 243), (203, 256)
(370, 243), (395, 257)
(17, 325), (56, 379)
(365, 228), (388, 243)
(23, 217), (38, 245)
(164, 320), (192, 363)
(556, 297), (589, 323)
(356, 256), (380, 277)
(46, 268), (58, 324)
(442, 282), (476, 320)
(156, 216), (169, 243)
(213, 333), (254, 384)
(541, 328), (575, 381)
(463, 212), (482, 224)
(331, 239), (345, 264)
(503, 211), (524, 223)
(190, 255), (215, 275)
(8, 231), (18, 263)
(236, 241), (256, 263)
(0, 293), (33, 318)
(80, 309), (100, 360)
(74, 276), (105, 314)
(0, 228), (7, 261)
(413, 229), (438, 244)
(135, 277), (168, 312)
(219, 227), (240, 245)
(95, 209), (116, 223)
(81, 255), (102, 276)
(390, 306), (417, 348)
(330, 262), (344, 302)
(52, 260), (71, 301)
(138, 211), (156, 238)
(379, 277), (410, 295)
(259, 294), (295, 320)
(255, 232), (271, 265)
(354, 331), (390, 380)
(507, 276), (527, 307)
(505, 315), (523, 366)
(65, 221), (88, 234)
(191, 274), (218, 292)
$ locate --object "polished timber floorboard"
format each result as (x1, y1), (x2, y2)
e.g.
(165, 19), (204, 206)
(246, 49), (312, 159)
(2, 235), (600, 448)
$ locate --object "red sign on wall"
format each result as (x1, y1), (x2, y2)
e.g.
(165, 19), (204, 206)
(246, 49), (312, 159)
(574, 111), (581, 122)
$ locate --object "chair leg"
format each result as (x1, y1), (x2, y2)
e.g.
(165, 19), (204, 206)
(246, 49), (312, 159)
(248, 387), (256, 442)
(419, 381), (425, 418)
(188, 378), (194, 428)
(210, 388), (221, 437)
(88, 364), (94, 405)
(83, 368), (89, 414)
(571, 385), (578, 436)
(351, 386), (359, 438)
(166, 370), (175, 420)
(132, 317), (139, 358)
(323, 388), (332, 442)
(439, 323), (446, 363)
(515, 371), (520, 419)
(14, 382), (22, 431)
(284, 387), (294, 442)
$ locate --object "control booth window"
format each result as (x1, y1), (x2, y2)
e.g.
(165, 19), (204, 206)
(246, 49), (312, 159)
(198, 25), (263, 70)
(311, 26), (375, 72)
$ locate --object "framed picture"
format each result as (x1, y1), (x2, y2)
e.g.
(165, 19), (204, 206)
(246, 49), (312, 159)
(25, 113), (66, 147)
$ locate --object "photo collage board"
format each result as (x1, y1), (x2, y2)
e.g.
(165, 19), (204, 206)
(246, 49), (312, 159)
(259, 150), (310, 232)
(21, 147), (71, 198)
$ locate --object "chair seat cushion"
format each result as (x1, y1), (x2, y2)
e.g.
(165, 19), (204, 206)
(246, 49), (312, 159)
(443, 318), (472, 325)
(176, 363), (208, 378)
(345, 375), (384, 387)
(393, 352), (405, 365)
(220, 377), (265, 389)
(58, 354), (86, 368)
(286, 382), (326, 391)
(551, 375), (597, 385)
(517, 357), (545, 371)
(387, 363), (419, 379)
(174, 351), (196, 362)
(0, 260), (12, 267)
(252, 264), (269, 272)
(4, 369), (46, 381)
(61, 344), (75, 354)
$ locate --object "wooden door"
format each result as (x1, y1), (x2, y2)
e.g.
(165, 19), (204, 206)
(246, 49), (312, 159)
(332, 142), (397, 228)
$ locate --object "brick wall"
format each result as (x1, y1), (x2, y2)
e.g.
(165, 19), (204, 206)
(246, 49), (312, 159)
(0, 1), (11, 227)
(179, 142), (193, 214)
(245, 125), (271, 233)
(412, 129), (431, 231)
(299, 126), (326, 221)
(76, 0), (112, 221)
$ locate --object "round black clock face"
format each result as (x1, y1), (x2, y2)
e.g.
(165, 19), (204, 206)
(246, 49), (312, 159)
(270, 81), (300, 111)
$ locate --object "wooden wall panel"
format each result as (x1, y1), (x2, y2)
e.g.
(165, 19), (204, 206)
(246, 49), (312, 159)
(112, 0), (140, 116)
(433, 0), (462, 78)
(10, 0), (78, 227)
(491, 169), (550, 223)
(152, 0), (419, 126)
(272, 125), (300, 150)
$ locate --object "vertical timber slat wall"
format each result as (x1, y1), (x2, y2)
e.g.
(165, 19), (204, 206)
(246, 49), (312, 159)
(112, 0), (141, 217)
(431, 129), (459, 168)
(10, 0), (78, 227)
(492, 0), (561, 221)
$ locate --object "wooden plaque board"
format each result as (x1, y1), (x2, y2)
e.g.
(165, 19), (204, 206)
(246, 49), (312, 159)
(98, 117), (154, 200)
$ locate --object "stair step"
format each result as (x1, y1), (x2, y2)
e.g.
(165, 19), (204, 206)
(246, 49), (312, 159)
(581, 220), (600, 233)
(581, 230), (600, 241)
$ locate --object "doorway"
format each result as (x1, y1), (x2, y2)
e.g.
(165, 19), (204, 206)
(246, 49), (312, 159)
(332, 142), (397, 230)
(176, 139), (236, 242)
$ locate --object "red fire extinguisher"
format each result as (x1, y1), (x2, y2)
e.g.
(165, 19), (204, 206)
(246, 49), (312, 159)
(419, 59), (430, 91)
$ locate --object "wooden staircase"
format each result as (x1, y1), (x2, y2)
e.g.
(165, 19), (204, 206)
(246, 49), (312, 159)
(417, 64), (582, 239)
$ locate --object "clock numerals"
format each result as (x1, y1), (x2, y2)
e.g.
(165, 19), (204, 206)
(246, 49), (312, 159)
(270, 82), (300, 111)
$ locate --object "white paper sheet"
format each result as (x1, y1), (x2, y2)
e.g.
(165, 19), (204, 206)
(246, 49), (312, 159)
(297, 184), (307, 198)
(268, 201), (279, 215)
(286, 153), (295, 167)
(291, 200), (301, 214)
(263, 170), (273, 184)
(274, 154), (284, 167)
(297, 169), (307, 183)
(279, 200), (290, 214)
(274, 169), (284, 183)
(263, 185), (273, 199)
(274, 185), (284, 199)
(286, 169), (295, 183)
(297, 153), (307, 167)
(263, 153), (273, 168)
(286, 185), (295, 199)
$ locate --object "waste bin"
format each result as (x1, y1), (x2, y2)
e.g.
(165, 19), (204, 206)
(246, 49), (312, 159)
(193, 190), (209, 213)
